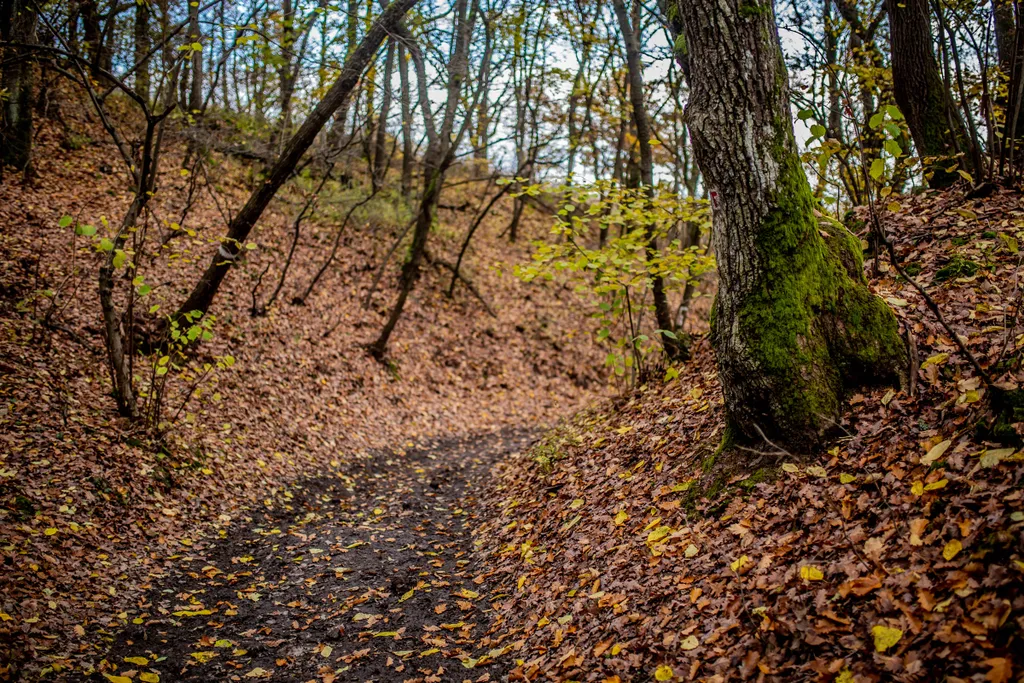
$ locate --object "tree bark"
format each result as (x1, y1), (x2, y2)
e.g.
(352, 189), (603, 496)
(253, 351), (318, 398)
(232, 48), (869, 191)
(611, 0), (686, 361)
(173, 0), (419, 321)
(134, 0), (150, 101)
(1, 0), (36, 170)
(187, 0), (203, 113)
(886, 0), (969, 188)
(373, 37), (396, 191)
(667, 0), (907, 451)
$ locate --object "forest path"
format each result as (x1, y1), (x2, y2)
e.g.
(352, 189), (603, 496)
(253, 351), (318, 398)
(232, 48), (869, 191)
(95, 430), (536, 683)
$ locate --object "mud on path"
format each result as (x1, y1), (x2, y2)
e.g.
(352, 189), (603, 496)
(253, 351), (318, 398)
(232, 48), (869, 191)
(90, 430), (537, 683)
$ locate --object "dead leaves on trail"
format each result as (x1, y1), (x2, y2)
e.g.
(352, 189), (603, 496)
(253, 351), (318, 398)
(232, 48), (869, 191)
(97, 433), (533, 682)
(474, 187), (1024, 681)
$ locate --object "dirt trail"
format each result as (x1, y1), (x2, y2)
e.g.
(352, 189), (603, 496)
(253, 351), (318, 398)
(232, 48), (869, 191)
(91, 431), (536, 683)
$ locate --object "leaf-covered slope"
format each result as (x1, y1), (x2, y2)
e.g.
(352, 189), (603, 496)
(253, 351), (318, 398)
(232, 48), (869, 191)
(473, 187), (1024, 682)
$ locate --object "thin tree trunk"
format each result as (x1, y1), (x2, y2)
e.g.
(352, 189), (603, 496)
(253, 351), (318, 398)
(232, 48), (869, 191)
(373, 37), (396, 190)
(134, 0), (150, 101)
(398, 42), (414, 197)
(173, 0), (420, 321)
(887, 0), (970, 188)
(611, 0), (685, 360)
(1, 0), (37, 170)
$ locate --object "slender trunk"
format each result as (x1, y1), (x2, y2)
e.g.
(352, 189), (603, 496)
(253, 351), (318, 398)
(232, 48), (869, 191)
(612, 0), (685, 360)
(188, 0), (203, 112)
(373, 38), (396, 190)
(668, 0), (907, 451)
(1, 0), (37, 170)
(173, 0), (420, 320)
(398, 42), (414, 197)
(887, 0), (969, 187)
(134, 0), (150, 101)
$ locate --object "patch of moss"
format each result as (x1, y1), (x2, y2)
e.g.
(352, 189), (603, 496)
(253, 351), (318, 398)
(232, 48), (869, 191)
(935, 255), (980, 282)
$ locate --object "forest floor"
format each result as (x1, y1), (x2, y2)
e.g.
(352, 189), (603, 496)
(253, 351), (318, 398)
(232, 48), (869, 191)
(0, 102), (604, 681)
(94, 430), (536, 683)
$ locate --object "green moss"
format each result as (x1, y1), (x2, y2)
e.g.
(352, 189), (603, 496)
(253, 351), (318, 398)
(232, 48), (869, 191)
(738, 467), (773, 489)
(935, 255), (980, 281)
(723, 111), (906, 449)
(739, 0), (770, 18)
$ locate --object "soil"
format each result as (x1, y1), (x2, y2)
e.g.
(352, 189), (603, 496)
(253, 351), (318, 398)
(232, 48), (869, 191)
(90, 430), (538, 683)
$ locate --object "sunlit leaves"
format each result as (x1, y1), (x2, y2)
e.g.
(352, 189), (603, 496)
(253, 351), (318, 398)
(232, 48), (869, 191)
(871, 625), (903, 652)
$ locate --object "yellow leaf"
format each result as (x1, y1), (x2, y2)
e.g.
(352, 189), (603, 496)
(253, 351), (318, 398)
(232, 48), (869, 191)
(806, 466), (828, 478)
(684, 544), (698, 558)
(730, 555), (750, 572)
(781, 463), (799, 473)
(871, 624), (903, 652)
(139, 673), (160, 683)
(214, 639), (232, 648)
(321, 645), (333, 658)
(800, 565), (824, 581)
(613, 510), (629, 526)
(910, 481), (924, 496)
(400, 589), (415, 602)
(839, 473), (856, 484)
(835, 669), (855, 683)
(124, 656), (149, 665)
(44, 528), (57, 536)
(921, 439), (951, 466)
(655, 664), (674, 681)
(569, 498), (584, 510)
(942, 539), (962, 561)
(647, 526), (672, 544)
(103, 676), (133, 683)
(190, 651), (217, 663)
(920, 352), (949, 369)
(924, 479), (948, 491)
(0, 613), (11, 622)
(680, 635), (699, 650)
(458, 588), (479, 599)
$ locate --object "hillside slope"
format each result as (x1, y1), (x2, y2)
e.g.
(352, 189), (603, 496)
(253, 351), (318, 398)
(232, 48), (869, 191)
(473, 188), (1024, 682)
(0, 104), (604, 678)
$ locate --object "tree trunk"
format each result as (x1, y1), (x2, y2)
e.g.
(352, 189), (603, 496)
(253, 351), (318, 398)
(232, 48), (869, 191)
(886, 0), (968, 188)
(373, 37), (396, 191)
(188, 0), (203, 113)
(1, 0), (36, 170)
(397, 42), (414, 197)
(612, 0), (686, 361)
(173, 0), (420, 321)
(668, 0), (907, 451)
(134, 0), (150, 102)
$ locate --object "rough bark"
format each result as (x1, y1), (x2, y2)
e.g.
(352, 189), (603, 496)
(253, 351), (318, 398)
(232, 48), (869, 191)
(397, 42), (414, 197)
(886, 0), (969, 188)
(667, 0), (907, 451)
(173, 0), (419, 321)
(1, 0), (36, 170)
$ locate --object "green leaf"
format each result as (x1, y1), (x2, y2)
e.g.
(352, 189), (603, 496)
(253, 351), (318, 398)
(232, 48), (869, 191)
(98, 237), (114, 252)
(883, 140), (902, 157)
(797, 108), (814, 120)
(869, 112), (885, 129)
(809, 124), (826, 138)
(884, 104), (904, 120)
(76, 224), (97, 237)
(869, 158), (885, 180)
(59, 215), (73, 228)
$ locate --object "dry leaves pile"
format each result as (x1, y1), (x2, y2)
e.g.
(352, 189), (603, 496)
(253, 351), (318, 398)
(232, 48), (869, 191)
(474, 188), (1024, 682)
(0, 103), (604, 679)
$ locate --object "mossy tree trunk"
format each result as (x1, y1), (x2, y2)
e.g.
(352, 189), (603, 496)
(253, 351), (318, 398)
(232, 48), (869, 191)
(667, 0), (907, 452)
